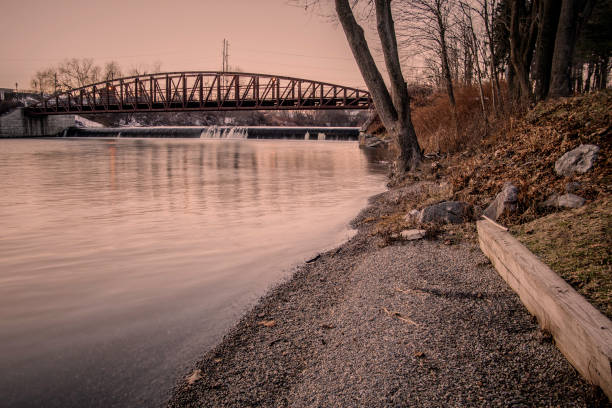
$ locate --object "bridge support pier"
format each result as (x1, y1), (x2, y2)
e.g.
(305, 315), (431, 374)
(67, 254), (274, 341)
(0, 108), (75, 138)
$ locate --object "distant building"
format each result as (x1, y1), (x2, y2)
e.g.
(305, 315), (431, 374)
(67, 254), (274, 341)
(0, 88), (14, 101)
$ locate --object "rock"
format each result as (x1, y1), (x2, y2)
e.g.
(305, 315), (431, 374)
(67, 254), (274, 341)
(483, 182), (518, 221)
(558, 194), (585, 208)
(542, 193), (585, 209)
(554, 144), (600, 177)
(565, 182), (581, 193)
(417, 201), (471, 224)
(400, 229), (426, 240)
(361, 134), (389, 149)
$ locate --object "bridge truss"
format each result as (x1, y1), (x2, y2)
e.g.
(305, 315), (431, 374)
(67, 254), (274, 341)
(26, 71), (372, 115)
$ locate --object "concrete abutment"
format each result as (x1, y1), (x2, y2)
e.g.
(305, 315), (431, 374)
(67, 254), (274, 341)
(0, 108), (75, 138)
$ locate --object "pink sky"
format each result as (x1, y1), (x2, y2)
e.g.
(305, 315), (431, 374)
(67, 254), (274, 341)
(0, 0), (378, 91)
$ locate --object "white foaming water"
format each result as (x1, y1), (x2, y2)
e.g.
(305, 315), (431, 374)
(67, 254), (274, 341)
(200, 125), (248, 139)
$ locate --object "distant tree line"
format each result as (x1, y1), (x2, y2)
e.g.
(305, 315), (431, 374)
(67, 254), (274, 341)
(30, 59), (162, 94)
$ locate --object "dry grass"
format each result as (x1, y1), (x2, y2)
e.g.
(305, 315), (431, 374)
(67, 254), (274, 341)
(412, 84), (497, 154)
(511, 198), (612, 319)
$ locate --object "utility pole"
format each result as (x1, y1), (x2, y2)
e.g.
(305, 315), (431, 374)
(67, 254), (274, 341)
(222, 38), (230, 88)
(222, 39), (230, 73)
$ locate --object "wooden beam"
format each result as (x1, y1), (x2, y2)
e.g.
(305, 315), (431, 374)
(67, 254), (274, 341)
(477, 220), (612, 399)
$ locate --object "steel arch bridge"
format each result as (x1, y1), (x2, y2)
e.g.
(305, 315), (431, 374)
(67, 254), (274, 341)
(26, 71), (372, 115)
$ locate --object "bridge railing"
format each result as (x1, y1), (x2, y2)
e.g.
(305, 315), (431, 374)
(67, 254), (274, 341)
(27, 72), (372, 114)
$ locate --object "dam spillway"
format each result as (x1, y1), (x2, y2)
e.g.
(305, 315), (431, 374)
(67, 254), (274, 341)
(63, 126), (361, 141)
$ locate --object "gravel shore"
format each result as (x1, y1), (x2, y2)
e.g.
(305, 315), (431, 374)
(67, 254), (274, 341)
(168, 185), (602, 407)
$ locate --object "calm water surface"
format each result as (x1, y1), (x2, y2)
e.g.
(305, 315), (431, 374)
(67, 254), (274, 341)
(0, 138), (386, 407)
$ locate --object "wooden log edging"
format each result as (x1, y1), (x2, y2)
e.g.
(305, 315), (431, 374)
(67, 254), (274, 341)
(477, 219), (612, 399)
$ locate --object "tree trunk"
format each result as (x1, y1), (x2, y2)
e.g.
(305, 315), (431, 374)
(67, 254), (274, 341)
(533, 0), (562, 101)
(594, 60), (602, 89)
(483, 0), (502, 114)
(549, 0), (580, 97)
(436, 9), (458, 130)
(462, 3), (488, 127)
(573, 62), (583, 93)
(599, 56), (609, 89)
(584, 61), (594, 92)
(396, 121), (423, 172)
(334, 0), (423, 173)
(508, 0), (538, 105)
(464, 37), (473, 85)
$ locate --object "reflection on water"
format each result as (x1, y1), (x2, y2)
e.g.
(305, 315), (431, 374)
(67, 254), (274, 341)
(0, 138), (386, 407)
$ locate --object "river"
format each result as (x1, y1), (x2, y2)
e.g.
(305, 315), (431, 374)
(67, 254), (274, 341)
(0, 137), (387, 407)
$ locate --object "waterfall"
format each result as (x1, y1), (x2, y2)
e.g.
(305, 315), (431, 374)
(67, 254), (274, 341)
(200, 126), (248, 139)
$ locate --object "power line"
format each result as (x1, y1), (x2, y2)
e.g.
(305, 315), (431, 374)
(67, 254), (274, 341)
(232, 46), (354, 61)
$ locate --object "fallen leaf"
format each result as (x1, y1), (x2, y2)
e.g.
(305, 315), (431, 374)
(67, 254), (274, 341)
(186, 369), (202, 385)
(258, 320), (276, 327)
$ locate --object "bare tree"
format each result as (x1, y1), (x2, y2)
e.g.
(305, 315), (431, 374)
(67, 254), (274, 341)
(128, 60), (163, 76)
(396, 0), (459, 126)
(507, 0), (538, 105)
(479, 0), (503, 112)
(103, 61), (123, 81)
(335, 0), (423, 172)
(30, 68), (56, 94)
(57, 58), (101, 90)
(459, 1), (488, 125)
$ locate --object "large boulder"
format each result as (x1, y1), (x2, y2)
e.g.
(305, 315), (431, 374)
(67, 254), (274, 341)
(542, 193), (585, 209)
(417, 201), (471, 224)
(554, 144), (600, 177)
(483, 182), (518, 221)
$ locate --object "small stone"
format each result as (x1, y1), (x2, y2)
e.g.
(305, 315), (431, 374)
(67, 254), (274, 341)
(554, 144), (600, 177)
(483, 182), (518, 221)
(400, 229), (426, 240)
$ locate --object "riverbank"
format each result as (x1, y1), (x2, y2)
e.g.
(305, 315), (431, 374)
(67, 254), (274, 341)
(168, 182), (604, 407)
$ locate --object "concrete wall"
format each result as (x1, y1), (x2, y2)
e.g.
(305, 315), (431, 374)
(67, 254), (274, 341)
(0, 108), (75, 138)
